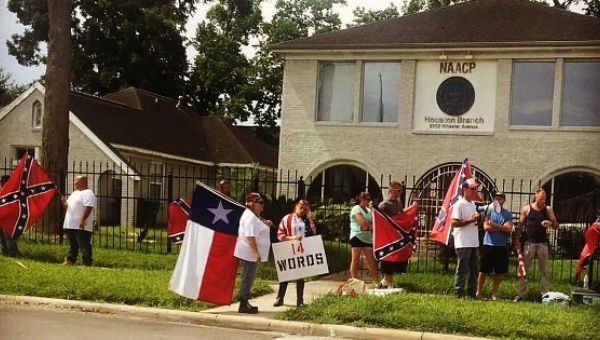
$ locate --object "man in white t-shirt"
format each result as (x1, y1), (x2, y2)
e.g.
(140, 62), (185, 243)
(451, 178), (481, 298)
(61, 175), (96, 266)
(234, 192), (273, 314)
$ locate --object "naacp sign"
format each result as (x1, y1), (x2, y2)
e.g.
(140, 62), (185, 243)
(272, 235), (329, 283)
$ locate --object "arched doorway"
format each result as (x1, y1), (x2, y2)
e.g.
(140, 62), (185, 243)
(542, 171), (599, 223)
(306, 164), (382, 203)
(409, 162), (495, 234)
(97, 171), (122, 226)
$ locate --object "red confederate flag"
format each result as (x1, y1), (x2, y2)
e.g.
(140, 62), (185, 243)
(430, 158), (473, 245)
(0, 151), (56, 240)
(373, 203), (419, 262)
(167, 197), (191, 245)
(169, 182), (245, 305)
(575, 217), (600, 281)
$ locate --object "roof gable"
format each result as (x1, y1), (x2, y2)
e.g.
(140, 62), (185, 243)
(274, 0), (600, 50)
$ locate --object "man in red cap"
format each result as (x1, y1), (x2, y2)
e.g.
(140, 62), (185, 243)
(234, 192), (273, 313)
(451, 177), (482, 298)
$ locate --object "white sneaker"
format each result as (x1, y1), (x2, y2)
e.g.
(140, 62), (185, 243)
(377, 279), (389, 289)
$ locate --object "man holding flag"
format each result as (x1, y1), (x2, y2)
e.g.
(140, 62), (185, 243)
(375, 181), (418, 288)
(234, 192), (273, 314)
(430, 159), (473, 245)
(451, 177), (482, 298)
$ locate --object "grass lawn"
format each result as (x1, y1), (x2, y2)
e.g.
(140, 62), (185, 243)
(2, 240), (598, 339)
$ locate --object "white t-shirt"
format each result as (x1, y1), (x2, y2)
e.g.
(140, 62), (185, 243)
(451, 197), (479, 248)
(63, 189), (96, 232)
(234, 209), (271, 262)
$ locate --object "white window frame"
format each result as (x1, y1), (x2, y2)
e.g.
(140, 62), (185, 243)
(315, 61), (356, 123)
(149, 162), (165, 201)
(509, 60), (556, 127)
(360, 61), (401, 124)
(560, 59), (600, 127)
(32, 100), (43, 129)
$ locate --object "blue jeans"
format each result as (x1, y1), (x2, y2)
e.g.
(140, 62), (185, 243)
(454, 247), (479, 297)
(65, 229), (93, 266)
(238, 259), (259, 301)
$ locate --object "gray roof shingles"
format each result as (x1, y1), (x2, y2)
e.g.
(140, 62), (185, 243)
(273, 0), (600, 50)
(69, 88), (277, 168)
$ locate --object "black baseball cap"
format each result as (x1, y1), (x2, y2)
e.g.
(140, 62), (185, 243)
(492, 191), (505, 198)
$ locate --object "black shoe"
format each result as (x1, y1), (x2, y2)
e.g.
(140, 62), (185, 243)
(238, 301), (258, 314)
(273, 297), (284, 307)
(513, 295), (523, 302)
(296, 299), (304, 307)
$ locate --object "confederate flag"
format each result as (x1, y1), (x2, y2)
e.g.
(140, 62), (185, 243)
(169, 182), (245, 305)
(0, 151), (57, 240)
(430, 158), (473, 245)
(167, 197), (191, 245)
(373, 203), (419, 262)
(575, 217), (600, 281)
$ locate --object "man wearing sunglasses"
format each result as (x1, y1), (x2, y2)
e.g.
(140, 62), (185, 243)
(234, 192), (273, 313)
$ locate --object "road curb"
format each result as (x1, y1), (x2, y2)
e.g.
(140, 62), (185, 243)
(0, 295), (487, 340)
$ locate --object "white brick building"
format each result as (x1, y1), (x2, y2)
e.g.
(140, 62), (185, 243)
(273, 0), (599, 220)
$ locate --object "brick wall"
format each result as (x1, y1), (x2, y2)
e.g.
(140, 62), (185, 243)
(278, 52), (600, 188)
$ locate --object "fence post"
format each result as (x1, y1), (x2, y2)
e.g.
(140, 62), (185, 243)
(297, 176), (305, 200)
(58, 167), (66, 244)
(166, 171), (173, 254)
(588, 255), (595, 287)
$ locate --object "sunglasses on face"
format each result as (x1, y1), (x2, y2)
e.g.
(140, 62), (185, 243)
(253, 200), (264, 204)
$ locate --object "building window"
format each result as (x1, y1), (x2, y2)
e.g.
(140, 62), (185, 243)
(361, 62), (400, 123)
(510, 61), (555, 126)
(149, 162), (164, 201)
(32, 100), (43, 129)
(317, 62), (354, 122)
(561, 61), (600, 127)
(14, 147), (36, 162)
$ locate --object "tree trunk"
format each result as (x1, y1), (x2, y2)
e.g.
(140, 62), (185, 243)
(43, 0), (72, 234)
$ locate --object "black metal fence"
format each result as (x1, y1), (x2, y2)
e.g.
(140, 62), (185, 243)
(1, 159), (598, 283)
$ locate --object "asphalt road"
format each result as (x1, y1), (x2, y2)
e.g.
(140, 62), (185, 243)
(0, 304), (340, 340)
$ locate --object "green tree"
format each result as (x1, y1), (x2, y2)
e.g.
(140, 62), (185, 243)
(581, 0), (600, 17)
(251, 0), (345, 137)
(401, 0), (467, 14)
(0, 68), (27, 107)
(401, 0), (599, 17)
(350, 3), (400, 27)
(7, 0), (193, 98)
(184, 0), (262, 121)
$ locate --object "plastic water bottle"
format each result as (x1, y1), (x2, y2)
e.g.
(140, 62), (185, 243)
(583, 274), (589, 289)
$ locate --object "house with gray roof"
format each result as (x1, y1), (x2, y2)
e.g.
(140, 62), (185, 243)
(0, 83), (278, 227)
(273, 0), (599, 221)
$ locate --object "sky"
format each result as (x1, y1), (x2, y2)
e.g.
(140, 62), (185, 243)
(0, 0), (405, 86)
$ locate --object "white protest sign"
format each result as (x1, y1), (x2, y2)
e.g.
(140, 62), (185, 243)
(272, 235), (329, 283)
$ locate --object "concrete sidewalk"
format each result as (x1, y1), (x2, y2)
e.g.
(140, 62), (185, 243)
(0, 279), (487, 340)
(201, 280), (340, 317)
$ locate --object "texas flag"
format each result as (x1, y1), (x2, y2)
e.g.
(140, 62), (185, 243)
(0, 151), (57, 240)
(373, 203), (419, 262)
(167, 197), (191, 245)
(575, 217), (600, 281)
(169, 182), (245, 305)
(430, 158), (473, 245)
